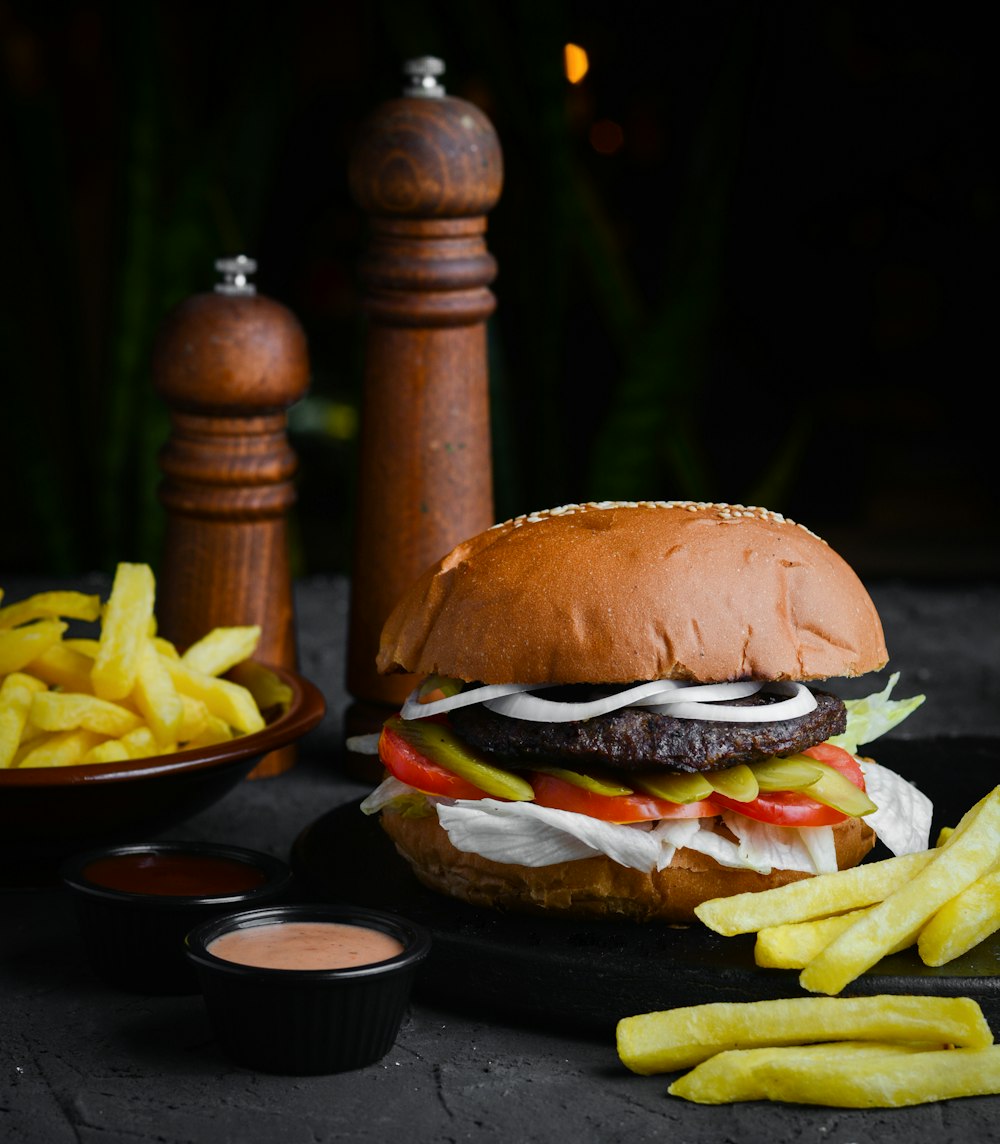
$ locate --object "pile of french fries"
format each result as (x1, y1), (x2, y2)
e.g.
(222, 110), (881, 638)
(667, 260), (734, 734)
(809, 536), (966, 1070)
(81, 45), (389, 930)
(618, 995), (1000, 1107)
(615, 785), (1000, 1107)
(0, 563), (270, 768)
(695, 784), (1000, 995)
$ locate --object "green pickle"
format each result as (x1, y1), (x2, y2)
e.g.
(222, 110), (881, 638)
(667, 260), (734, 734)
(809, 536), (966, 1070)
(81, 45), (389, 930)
(706, 763), (759, 802)
(416, 674), (464, 701)
(751, 753), (877, 817)
(391, 716), (534, 801)
(532, 765), (635, 797)
(633, 771), (714, 804)
(750, 755), (824, 791)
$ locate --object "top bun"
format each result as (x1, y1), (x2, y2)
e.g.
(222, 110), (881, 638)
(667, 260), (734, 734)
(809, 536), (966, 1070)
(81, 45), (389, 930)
(377, 501), (888, 685)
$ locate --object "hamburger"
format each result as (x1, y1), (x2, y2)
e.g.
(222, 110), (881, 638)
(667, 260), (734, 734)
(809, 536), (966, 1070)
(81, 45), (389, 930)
(359, 500), (930, 922)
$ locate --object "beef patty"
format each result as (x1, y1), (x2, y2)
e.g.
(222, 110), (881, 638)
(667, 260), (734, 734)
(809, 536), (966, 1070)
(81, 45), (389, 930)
(448, 688), (847, 773)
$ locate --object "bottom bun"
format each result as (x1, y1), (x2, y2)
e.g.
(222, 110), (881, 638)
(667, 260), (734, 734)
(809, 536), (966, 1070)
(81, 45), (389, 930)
(380, 810), (877, 923)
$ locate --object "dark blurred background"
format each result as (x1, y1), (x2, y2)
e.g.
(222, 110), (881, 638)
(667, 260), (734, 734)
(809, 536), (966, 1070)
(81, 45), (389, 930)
(1, 0), (996, 584)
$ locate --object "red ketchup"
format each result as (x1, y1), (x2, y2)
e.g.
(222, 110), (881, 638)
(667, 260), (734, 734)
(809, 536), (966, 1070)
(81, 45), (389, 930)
(83, 851), (267, 897)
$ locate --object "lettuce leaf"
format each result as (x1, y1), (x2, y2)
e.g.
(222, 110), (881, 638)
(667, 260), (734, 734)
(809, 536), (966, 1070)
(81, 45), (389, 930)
(857, 759), (933, 855)
(720, 811), (838, 875)
(435, 799), (846, 875)
(829, 672), (926, 755)
(360, 775), (433, 818)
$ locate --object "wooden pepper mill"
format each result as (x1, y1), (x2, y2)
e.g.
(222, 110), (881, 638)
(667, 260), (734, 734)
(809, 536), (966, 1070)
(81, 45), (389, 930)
(152, 255), (311, 778)
(344, 57), (503, 776)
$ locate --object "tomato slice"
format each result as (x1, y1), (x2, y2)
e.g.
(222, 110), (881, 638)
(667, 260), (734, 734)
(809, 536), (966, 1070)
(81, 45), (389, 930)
(378, 720), (492, 799)
(712, 742), (865, 827)
(529, 770), (722, 824)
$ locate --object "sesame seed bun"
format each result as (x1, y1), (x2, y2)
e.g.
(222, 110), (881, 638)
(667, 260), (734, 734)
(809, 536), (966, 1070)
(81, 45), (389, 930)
(379, 807), (877, 922)
(377, 501), (888, 685)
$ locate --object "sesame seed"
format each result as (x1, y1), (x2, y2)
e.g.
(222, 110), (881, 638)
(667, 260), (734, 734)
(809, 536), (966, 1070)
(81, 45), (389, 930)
(491, 500), (823, 540)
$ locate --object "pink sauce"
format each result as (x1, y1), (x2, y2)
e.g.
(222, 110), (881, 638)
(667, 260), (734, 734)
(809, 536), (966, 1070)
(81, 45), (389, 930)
(207, 921), (405, 970)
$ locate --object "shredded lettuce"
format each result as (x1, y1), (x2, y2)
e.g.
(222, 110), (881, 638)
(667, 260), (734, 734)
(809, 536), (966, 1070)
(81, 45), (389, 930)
(829, 671), (926, 755)
(346, 732), (381, 755)
(418, 796), (843, 875)
(360, 775), (433, 818)
(857, 759), (933, 856)
(720, 811), (837, 875)
(436, 798), (660, 868)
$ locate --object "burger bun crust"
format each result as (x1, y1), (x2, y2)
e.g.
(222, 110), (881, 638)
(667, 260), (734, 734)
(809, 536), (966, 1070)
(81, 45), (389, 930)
(380, 808), (877, 923)
(377, 501), (888, 686)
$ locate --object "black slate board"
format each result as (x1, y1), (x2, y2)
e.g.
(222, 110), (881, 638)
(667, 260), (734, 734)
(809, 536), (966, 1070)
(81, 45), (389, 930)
(291, 737), (1000, 1037)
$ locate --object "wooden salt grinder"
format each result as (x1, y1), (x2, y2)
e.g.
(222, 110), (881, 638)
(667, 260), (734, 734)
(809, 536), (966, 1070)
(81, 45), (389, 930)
(152, 255), (310, 778)
(344, 57), (503, 775)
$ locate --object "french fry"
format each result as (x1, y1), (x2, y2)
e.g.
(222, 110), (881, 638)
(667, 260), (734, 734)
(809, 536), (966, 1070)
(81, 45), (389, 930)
(181, 625), (261, 677)
(132, 640), (184, 746)
(0, 620), (68, 674)
(754, 908), (875, 969)
(11, 731), (52, 767)
(615, 995), (992, 1075)
(81, 739), (132, 764)
(16, 729), (104, 768)
(0, 673), (48, 768)
(799, 786), (1000, 995)
(229, 660), (293, 713)
(694, 849), (935, 936)
(754, 907), (919, 969)
(161, 655), (265, 735)
(667, 1042), (1000, 1107)
(152, 636), (180, 659)
(183, 712), (234, 749)
(0, 590), (101, 630)
(118, 725), (169, 759)
(91, 563), (155, 701)
(176, 695), (211, 742)
(29, 691), (142, 738)
(23, 642), (97, 692)
(918, 869), (1000, 967)
(0, 565), (268, 767)
(63, 637), (100, 657)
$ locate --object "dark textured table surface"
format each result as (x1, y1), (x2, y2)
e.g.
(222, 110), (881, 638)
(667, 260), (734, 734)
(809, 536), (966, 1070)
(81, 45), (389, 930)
(3, 573), (1000, 1143)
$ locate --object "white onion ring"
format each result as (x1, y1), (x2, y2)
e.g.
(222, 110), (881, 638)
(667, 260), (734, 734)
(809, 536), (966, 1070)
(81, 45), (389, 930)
(483, 680), (769, 723)
(402, 677), (817, 726)
(631, 681), (762, 707)
(482, 679), (687, 722)
(399, 681), (538, 721)
(642, 682), (817, 722)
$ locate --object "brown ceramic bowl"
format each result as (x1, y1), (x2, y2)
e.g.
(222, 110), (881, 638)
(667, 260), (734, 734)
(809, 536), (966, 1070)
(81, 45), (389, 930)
(0, 663), (325, 876)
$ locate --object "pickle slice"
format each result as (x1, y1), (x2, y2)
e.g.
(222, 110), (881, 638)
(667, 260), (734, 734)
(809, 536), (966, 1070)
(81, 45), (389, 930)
(633, 771), (715, 804)
(390, 716), (534, 800)
(531, 765), (634, 797)
(416, 673), (464, 703)
(750, 756), (824, 791)
(752, 753), (877, 817)
(801, 762), (877, 817)
(706, 764), (759, 802)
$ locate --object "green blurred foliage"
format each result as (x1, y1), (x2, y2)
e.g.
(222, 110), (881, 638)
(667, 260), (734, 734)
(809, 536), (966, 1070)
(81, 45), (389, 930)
(1, 1), (996, 582)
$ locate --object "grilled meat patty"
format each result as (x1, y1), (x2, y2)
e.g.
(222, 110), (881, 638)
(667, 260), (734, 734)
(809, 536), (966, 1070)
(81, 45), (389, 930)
(448, 688), (847, 774)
